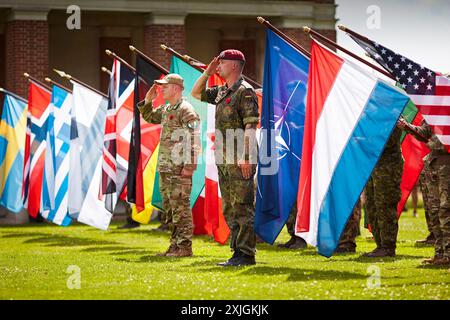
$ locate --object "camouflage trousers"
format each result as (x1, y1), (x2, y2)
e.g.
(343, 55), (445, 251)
(424, 155), (450, 258)
(419, 171), (434, 236)
(218, 164), (256, 257)
(286, 204), (297, 237)
(338, 199), (362, 249)
(365, 161), (403, 250)
(159, 172), (193, 250)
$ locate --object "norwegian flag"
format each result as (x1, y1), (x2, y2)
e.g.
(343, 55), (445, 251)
(23, 81), (51, 217)
(349, 34), (450, 152)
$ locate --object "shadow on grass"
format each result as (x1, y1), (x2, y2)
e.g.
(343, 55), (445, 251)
(115, 254), (189, 264)
(81, 246), (142, 253)
(241, 266), (368, 281)
(416, 264), (450, 270)
(1, 232), (119, 247)
(108, 228), (171, 236)
(110, 250), (151, 256)
(193, 265), (368, 281)
(340, 254), (427, 263)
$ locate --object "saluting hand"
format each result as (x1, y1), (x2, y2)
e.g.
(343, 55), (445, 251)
(205, 57), (220, 76)
(145, 84), (158, 104)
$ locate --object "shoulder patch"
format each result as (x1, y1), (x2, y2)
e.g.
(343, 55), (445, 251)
(241, 80), (254, 90)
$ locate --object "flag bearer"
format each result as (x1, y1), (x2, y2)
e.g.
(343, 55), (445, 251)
(138, 74), (200, 257)
(398, 118), (450, 266)
(363, 127), (404, 258)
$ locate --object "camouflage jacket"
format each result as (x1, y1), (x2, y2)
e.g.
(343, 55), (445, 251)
(200, 77), (259, 165)
(137, 98), (200, 173)
(378, 127), (403, 167)
(408, 119), (448, 161)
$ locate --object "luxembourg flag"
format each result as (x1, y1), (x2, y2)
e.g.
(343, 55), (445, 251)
(295, 40), (410, 257)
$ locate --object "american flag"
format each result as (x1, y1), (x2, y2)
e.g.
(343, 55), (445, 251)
(350, 35), (450, 152)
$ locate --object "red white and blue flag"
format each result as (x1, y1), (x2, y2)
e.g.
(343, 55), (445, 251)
(100, 58), (135, 212)
(23, 81), (51, 218)
(295, 40), (410, 257)
(348, 34), (450, 152)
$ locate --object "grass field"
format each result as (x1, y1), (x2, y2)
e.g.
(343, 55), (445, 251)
(0, 207), (449, 300)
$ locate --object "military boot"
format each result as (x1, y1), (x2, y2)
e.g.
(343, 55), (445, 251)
(217, 250), (242, 266)
(287, 236), (307, 249)
(277, 236), (297, 248)
(363, 247), (395, 258)
(166, 246), (193, 257)
(117, 219), (140, 229)
(429, 256), (450, 266)
(156, 244), (178, 257)
(422, 254), (443, 264)
(416, 234), (435, 246)
(335, 246), (356, 254)
(230, 253), (256, 266)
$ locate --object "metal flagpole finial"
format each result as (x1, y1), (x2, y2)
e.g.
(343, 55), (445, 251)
(24, 72), (30, 78)
(0, 87), (4, 92)
(160, 44), (168, 51)
(53, 68), (71, 79)
(129, 45), (136, 52)
(257, 17), (266, 24)
(337, 25), (347, 31)
(303, 26), (311, 34)
(105, 49), (112, 56)
(44, 77), (52, 83)
(101, 67), (112, 75)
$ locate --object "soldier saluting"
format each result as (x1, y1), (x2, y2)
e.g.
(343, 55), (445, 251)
(192, 50), (259, 266)
(138, 74), (200, 258)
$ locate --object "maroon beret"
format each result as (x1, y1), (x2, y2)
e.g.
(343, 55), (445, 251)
(218, 49), (246, 62)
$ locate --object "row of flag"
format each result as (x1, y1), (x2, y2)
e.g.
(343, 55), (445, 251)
(255, 28), (449, 257)
(0, 53), (232, 242)
(1, 26), (449, 256)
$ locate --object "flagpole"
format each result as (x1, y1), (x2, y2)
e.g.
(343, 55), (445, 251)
(129, 45), (169, 75)
(23, 73), (52, 92)
(303, 26), (395, 81)
(53, 69), (108, 98)
(105, 49), (136, 73)
(160, 44), (205, 74)
(44, 77), (73, 93)
(160, 44), (261, 89)
(337, 25), (374, 45)
(186, 52), (262, 89)
(0, 87), (28, 104)
(101, 67), (112, 76)
(257, 16), (311, 58)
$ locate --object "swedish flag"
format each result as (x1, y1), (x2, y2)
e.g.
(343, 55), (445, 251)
(0, 90), (27, 212)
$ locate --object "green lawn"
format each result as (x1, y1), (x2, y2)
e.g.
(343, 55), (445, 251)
(0, 208), (448, 300)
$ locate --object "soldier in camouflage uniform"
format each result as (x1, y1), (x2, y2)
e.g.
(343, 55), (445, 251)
(362, 127), (404, 258)
(138, 74), (200, 258)
(416, 170), (435, 245)
(117, 199), (140, 229)
(192, 49), (259, 266)
(399, 118), (450, 265)
(278, 202), (307, 249)
(335, 199), (362, 253)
